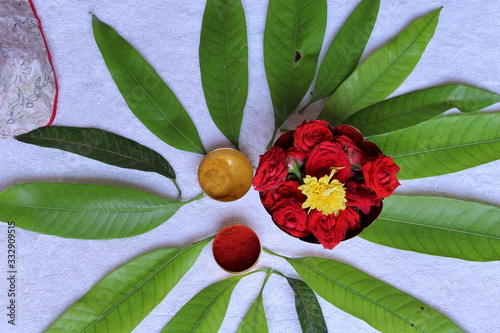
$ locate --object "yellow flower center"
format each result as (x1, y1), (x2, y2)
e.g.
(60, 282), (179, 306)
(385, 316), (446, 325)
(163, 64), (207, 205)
(298, 169), (347, 216)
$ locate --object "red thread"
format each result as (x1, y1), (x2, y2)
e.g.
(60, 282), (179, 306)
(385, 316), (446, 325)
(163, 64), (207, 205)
(212, 225), (261, 273)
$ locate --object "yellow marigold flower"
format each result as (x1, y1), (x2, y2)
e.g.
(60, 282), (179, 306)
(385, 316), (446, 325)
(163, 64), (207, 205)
(298, 169), (347, 216)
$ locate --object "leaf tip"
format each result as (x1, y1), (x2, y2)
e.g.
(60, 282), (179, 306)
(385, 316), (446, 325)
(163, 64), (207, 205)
(434, 6), (444, 15)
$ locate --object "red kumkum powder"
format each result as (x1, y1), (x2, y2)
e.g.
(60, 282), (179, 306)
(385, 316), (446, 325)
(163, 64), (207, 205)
(212, 225), (261, 273)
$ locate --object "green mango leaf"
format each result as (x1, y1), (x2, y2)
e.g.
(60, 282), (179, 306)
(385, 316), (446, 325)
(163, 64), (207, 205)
(320, 8), (441, 124)
(199, 0), (248, 147)
(264, 0), (327, 131)
(359, 195), (500, 261)
(271, 252), (463, 332)
(368, 113), (500, 179)
(16, 126), (176, 179)
(92, 14), (206, 155)
(286, 277), (328, 333)
(236, 294), (268, 333)
(345, 85), (500, 136)
(308, 0), (380, 105)
(0, 182), (201, 239)
(162, 271), (257, 333)
(236, 270), (272, 333)
(46, 237), (212, 333)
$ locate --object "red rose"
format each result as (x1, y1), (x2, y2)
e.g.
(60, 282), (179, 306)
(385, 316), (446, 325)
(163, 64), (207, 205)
(286, 147), (307, 169)
(333, 135), (365, 165)
(361, 155), (400, 198)
(253, 146), (288, 192)
(345, 180), (381, 214)
(305, 141), (351, 182)
(307, 208), (360, 249)
(261, 180), (305, 211)
(294, 120), (333, 153)
(333, 124), (383, 160)
(271, 199), (310, 238)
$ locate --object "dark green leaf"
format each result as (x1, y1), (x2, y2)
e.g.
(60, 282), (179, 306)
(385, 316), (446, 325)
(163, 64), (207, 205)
(282, 254), (463, 332)
(320, 8), (442, 124)
(286, 277), (327, 333)
(264, 0), (327, 130)
(199, 0), (248, 147)
(46, 237), (212, 333)
(0, 182), (200, 239)
(368, 113), (500, 179)
(360, 195), (500, 261)
(345, 85), (500, 136)
(92, 14), (206, 154)
(309, 0), (380, 105)
(161, 273), (249, 333)
(236, 270), (271, 333)
(16, 126), (176, 179)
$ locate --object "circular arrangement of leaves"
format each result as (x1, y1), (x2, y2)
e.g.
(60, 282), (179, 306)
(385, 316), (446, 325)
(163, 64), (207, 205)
(1, 0), (499, 332)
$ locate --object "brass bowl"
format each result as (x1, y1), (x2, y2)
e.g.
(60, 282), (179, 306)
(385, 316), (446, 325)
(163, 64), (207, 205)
(198, 148), (253, 202)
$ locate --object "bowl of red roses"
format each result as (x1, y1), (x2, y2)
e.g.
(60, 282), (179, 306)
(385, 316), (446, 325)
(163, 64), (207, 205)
(252, 120), (401, 249)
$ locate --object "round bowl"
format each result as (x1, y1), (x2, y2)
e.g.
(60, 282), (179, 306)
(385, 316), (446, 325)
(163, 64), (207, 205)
(212, 225), (261, 274)
(198, 148), (253, 202)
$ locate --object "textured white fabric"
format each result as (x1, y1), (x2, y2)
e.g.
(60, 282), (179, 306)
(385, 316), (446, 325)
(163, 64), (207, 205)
(0, 1), (499, 332)
(0, 0), (57, 138)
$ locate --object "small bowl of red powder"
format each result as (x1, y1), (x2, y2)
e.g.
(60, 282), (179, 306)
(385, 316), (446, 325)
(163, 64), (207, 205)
(212, 225), (261, 274)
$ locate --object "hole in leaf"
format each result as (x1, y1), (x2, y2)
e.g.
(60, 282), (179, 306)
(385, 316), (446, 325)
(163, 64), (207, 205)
(294, 51), (301, 63)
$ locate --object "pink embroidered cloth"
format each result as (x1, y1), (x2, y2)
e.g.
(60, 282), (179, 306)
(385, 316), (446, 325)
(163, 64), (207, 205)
(0, 0), (57, 138)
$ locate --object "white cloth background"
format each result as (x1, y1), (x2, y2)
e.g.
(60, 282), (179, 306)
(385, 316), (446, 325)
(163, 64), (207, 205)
(0, 1), (499, 332)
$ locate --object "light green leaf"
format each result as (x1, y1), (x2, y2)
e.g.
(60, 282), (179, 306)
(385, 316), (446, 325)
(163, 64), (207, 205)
(264, 0), (327, 130)
(46, 237), (212, 333)
(277, 253), (464, 332)
(236, 270), (271, 333)
(0, 182), (200, 239)
(368, 113), (500, 179)
(161, 273), (251, 333)
(199, 0), (248, 147)
(286, 277), (328, 333)
(92, 14), (206, 155)
(16, 126), (176, 179)
(345, 85), (500, 136)
(359, 195), (500, 261)
(320, 8), (441, 124)
(309, 0), (380, 105)
(236, 291), (268, 333)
